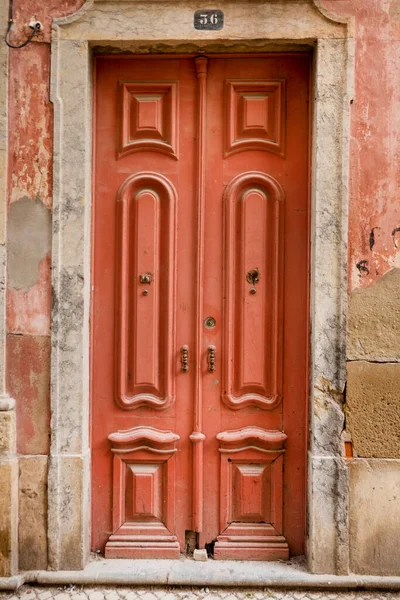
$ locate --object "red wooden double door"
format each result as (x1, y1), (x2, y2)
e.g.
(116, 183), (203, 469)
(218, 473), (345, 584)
(92, 55), (309, 560)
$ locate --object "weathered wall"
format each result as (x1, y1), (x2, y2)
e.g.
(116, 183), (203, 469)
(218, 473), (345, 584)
(323, 0), (400, 576)
(0, 0), (400, 578)
(4, 0), (84, 575)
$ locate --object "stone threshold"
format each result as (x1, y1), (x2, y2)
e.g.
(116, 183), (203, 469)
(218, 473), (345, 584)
(2, 558), (400, 591)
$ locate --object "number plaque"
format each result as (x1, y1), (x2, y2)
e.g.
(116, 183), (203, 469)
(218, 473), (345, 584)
(194, 10), (224, 30)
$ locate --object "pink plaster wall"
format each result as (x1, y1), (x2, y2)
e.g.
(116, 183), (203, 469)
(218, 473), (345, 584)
(7, 1), (84, 336)
(6, 0), (84, 458)
(325, 0), (400, 290)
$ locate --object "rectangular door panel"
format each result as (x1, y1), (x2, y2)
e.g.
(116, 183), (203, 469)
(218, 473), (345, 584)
(222, 171), (283, 411)
(115, 173), (177, 411)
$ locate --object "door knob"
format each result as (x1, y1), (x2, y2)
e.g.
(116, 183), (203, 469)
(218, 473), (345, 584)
(208, 345), (216, 372)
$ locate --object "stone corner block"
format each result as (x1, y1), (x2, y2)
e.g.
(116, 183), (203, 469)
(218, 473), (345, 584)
(19, 456), (48, 571)
(349, 458), (400, 575)
(48, 453), (90, 571)
(346, 361), (400, 458)
(0, 459), (18, 577)
(348, 268), (400, 361)
(307, 455), (349, 575)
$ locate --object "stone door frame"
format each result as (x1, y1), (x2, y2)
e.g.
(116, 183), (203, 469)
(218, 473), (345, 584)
(49, 0), (354, 574)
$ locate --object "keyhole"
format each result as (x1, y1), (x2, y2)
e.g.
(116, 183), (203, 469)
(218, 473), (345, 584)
(246, 268), (260, 294)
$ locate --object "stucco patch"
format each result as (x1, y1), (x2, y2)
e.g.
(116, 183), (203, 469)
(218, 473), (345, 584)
(348, 268), (400, 361)
(349, 459), (400, 575)
(19, 456), (48, 570)
(8, 197), (51, 291)
(346, 362), (400, 458)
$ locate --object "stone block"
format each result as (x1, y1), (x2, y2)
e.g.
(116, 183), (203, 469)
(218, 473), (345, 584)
(193, 549), (208, 561)
(7, 334), (50, 455)
(0, 411), (16, 455)
(346, 361), (400, 458)
(48, 454), (89, 570)
(0, 459), (18, 576)
(19, 456), (48, 570)
(349, 459), (400, 575)
(348, 268), (400, 361)
(307, 455), (349, 575)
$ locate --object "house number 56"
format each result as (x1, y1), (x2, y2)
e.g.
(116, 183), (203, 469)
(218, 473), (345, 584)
(199, 13), (218, 25)
(194, 9), (224, 30)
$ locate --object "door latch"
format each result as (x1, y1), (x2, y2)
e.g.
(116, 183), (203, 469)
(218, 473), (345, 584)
(181, 345), (189, 372)
(246, 268), (260, 295)
(208, 345), (216, 372)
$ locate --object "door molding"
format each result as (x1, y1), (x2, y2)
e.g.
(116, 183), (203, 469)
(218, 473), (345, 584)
(49, 0), (354, 574)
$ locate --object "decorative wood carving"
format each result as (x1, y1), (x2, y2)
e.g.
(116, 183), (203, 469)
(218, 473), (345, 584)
(215, 427), (289, 561)
(119, 81), (178, 159)
(222, 172), (284, 411)
(225, 80), (286, 157)
(115, 172), (177, 410)
(217, 427), (288, 451)
(105, 426), (180, 558)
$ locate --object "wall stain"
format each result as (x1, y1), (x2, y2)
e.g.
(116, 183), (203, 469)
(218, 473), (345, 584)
(369, 227), (380, 251)
(356, 260), (369, 276)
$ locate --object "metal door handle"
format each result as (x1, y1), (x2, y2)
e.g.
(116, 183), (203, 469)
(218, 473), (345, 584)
(208, 345), (216, 372)
(181, 345), (189, 372)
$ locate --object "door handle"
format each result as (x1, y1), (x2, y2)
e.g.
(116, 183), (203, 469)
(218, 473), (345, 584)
(208, 345), (216, 372)
(181, 345), (189, 372)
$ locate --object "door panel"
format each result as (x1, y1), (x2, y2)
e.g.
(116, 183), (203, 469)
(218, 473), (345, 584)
(92, 54), (309, 560)
(222, 172), (283, 411)
(115, 173), (177, 410)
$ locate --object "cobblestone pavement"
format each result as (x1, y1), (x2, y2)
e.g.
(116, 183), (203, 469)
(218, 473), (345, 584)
(2, 586), (400, 600)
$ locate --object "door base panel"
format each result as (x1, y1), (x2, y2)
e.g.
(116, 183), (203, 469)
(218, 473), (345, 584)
(105, 537), (180, 559)
(214, 535), (289, 561)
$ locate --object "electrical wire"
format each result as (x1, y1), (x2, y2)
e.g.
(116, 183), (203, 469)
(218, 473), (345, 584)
(5, 0), (41, 49)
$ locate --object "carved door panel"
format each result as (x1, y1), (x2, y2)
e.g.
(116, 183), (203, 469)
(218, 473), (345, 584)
(92, 55), (309, 560)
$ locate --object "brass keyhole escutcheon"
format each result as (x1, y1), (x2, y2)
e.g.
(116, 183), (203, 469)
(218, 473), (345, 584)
(246, 268), (260, 294)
